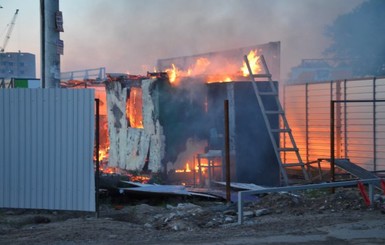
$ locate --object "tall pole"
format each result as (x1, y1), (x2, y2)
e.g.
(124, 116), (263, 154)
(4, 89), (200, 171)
(95, 99), (100, 218)
(330, 100), (335, 193)
(40, 0), (61, 88)
(224, 100), (231, 203)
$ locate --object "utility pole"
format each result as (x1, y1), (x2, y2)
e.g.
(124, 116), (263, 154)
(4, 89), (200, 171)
(40, 0), (63, 88)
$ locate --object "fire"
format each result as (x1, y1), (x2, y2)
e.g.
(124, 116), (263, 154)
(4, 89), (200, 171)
(175, 162), (192, 173)
(206, 75), (233, 83)
(165, 58), (211, 85)
(185, 162), (191, 172)
(241, 50), (262, 77)
(127, 87), (144, 128)
(100, 166), (118, 174)
(190, 58), (210, 76)
(130, 174), (150, 183)
(194, 160), (207, 174)
(163, 50), (262, 84)
(165, 64), (178, 84)
(98, 148), (109, 161)
(175, 160), (208, 174)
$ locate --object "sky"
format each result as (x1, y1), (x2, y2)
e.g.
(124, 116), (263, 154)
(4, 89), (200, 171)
(0, 0), (364, 81)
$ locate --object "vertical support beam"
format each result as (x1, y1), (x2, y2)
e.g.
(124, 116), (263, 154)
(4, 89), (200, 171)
(305, 83), (309, 164)
(373, 78), (377, 172)
(40, 0), (61, 88)
(95, 99), (100, 218)
(344, 80), (348, 158)
(237, 191), (244, 224)
(40, 0), (45, 87)
(198, 155), (202, 187)
(282, 84), (286, 163)
(193, 156), (196, 187)
(336, 81), (342, 158)
(224, 100), (231, 203)
(207, 159), (212, 188)
(330, 100), (335, 185)
(330, 81), (335, 192)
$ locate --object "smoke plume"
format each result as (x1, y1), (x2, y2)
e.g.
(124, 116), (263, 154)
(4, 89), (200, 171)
(61, 0), (364, 81)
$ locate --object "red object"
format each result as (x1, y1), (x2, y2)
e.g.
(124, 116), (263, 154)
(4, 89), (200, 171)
(381, 179), (385, 195)
(357, 181), (371, 207)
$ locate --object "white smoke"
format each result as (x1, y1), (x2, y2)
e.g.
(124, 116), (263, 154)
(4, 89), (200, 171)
(60, 0), (364, 81)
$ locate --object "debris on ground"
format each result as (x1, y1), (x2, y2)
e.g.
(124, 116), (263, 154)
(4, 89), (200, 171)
(1, 187), (385, 244)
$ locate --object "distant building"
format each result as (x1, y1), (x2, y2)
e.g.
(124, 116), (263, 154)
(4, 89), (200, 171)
(288, 58), (353, 84)
(0, 52), (36, 79)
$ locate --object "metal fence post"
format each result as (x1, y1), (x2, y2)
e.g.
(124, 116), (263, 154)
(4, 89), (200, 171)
(368, 184), (374, 207)
(330, 100), (335, 186)
(238, 192), (244, 224)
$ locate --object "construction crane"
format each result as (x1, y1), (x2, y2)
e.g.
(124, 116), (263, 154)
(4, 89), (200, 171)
(0, 9), (19, 53)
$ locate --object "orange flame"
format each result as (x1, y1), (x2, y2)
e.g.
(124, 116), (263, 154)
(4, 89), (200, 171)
(241, 50), (261, 77)
(185, 162), (191, 172)
(99, 148), (109, 160)
(165, 64), (178, 84)
(127, 87), (143, 128)
(175, 162), (193, 173)
(195, 160), (207, 174)
(190, 58), (210, 76)
(164, 50), (262, 84)
(165, 58), (211, 85)
(206, 75), (233, 83)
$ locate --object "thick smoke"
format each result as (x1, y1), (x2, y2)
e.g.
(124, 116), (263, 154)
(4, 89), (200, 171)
(324, 0), (385, 76)
(61, 0), (364, 81)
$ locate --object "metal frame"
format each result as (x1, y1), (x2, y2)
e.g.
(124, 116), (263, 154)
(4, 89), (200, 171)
(60, 67), (106, 83)
(330, 99), (385, 182)
(283, 76), (385, 172)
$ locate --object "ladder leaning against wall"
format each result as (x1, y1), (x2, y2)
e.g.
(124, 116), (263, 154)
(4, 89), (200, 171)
(244, 54), (309, 185)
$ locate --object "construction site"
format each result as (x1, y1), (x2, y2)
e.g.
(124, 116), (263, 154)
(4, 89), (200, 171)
(1, 1), (385, 244)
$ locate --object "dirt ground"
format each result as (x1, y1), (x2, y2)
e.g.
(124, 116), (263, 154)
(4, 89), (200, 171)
(1, 188), (385, 245)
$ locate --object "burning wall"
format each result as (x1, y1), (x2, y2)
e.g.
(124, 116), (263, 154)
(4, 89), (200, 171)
(106, 78), (165, 171)
(157, 41), (281, 82)
(100, 42), (282, 186)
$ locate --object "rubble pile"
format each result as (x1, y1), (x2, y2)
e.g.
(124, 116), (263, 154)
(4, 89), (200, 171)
(100, 188), (385, 231)
(105, 202), (236, 231)
(1, 188), (384, 234)
(245, 188), (385, 216)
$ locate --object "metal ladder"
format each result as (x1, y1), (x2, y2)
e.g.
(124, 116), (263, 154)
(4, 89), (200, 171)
(244, 54), (309, 185)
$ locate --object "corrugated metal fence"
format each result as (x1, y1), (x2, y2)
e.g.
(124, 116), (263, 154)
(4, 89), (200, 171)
(0, 89), (95, 211)
(283, 77), (385, 172)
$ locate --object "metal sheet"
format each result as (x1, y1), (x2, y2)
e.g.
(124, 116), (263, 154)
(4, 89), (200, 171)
(0, 89), (95, 211)
(119, 183), (219, 199)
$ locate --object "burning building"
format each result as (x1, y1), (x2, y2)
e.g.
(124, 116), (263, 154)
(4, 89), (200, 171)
(88, 42), (282, 187)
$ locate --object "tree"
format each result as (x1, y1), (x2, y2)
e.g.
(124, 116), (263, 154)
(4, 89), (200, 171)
(324, 0), (385, 77)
